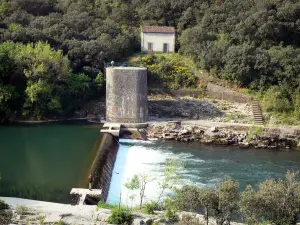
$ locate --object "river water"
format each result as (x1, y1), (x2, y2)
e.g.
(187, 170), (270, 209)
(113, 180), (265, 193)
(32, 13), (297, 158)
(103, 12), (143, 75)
(1, 125), (300, 205)
(107, 139), (300, 205)
(0, 123), (102, 203)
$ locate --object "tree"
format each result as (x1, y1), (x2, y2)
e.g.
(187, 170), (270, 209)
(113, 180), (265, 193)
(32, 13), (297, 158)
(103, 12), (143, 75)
(199, 189), (217, 225)
(240, 171), (300, 225)
(156, 159), (183, 204)
(211, 177), (240, 225)
(124, 174), (139, 208)
(139, 172), (151, 209)
(15, 41), (71, 118)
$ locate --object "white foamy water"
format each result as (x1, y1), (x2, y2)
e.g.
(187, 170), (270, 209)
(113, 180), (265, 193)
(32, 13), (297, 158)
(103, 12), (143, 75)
(107, 139), (300, 206)
(107, 140), (170, 205)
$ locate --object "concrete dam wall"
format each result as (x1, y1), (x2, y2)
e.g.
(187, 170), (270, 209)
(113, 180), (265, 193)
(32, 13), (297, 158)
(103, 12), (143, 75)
(89, 133), (119, 202)
(106, 67), (148, 123)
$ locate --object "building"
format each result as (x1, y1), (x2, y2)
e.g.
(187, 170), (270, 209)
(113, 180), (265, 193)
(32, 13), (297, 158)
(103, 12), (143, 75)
(141, 26), (175, 53)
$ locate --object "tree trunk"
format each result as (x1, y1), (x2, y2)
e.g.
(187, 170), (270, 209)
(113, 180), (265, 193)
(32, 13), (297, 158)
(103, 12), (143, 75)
(205, 206), (209, 225)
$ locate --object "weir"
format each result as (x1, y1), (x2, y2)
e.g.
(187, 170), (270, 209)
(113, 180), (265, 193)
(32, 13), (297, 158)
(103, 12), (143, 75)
(71, 67), (148, 205)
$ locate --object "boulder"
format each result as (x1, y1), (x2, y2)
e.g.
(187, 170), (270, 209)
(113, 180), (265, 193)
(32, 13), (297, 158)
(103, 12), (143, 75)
(210, 127), (219, 132)
(178, 129), (189, 136)
(132, 218), (145, 225)
(96, 213), (110, 222)
(144, 218), (153, 225)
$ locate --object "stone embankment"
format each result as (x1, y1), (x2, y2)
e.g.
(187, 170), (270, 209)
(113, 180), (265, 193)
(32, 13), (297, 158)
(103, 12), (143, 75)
(147, 121), (300, 150)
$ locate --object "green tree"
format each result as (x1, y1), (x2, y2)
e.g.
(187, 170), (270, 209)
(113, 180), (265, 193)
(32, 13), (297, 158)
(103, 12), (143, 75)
(240, 171), (300, 225)
(15, 41), (71, 118)
(156, 159), (183, 204)
(211, 177), (240, 225)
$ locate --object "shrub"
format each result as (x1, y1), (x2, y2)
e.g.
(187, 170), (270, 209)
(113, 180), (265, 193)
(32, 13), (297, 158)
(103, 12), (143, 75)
(240, 171), (300, 225)
(246, 126), (263, 141)
(55, 220), (68, 225)
(179, 214), (203, 225)
(141, 54), (197, 90)
(163, 196), (179, 220)
(16, 205), (29, 215)
(0, 211), (12, 225)
(143, 201), (159, 214)
(97, 201), (115, 209)
(0, 200), (9, 210)
(107, 207), (133, 225)
(263, 86), (293, 113)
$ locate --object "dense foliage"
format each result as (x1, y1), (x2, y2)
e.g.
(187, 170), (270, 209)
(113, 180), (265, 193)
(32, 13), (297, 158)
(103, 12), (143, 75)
(107, 206), (133, 225)
(166, 171), (300, 225)
(1, 0), (300, 121)
(141, 54), (197, 89)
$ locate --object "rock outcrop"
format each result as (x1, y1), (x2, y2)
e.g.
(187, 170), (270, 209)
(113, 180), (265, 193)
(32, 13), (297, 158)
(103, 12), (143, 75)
(147, 121), (300, 150)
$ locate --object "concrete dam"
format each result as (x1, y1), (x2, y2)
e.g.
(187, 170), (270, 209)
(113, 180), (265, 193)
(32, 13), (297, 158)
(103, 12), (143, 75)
(71, 67), (149, 204)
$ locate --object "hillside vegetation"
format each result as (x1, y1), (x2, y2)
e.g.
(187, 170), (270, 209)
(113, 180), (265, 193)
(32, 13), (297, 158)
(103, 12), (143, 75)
(0, 0), (299, 123)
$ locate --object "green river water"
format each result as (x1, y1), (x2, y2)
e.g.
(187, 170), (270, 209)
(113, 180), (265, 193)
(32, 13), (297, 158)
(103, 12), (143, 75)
(0, 123), (102, 203)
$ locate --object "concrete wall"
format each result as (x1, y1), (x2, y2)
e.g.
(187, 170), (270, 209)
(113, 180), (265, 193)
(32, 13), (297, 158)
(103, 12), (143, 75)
(90, 133), (118, 202)
(106, 67), (148, 123)
(206, 82), (252, 103)
(141, 32), (175, 53)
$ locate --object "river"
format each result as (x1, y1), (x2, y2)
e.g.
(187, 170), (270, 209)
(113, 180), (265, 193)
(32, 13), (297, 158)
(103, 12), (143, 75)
(1, 125), (300, 205)
(107, 139), (300, 205)
(0, 123), (102, 203)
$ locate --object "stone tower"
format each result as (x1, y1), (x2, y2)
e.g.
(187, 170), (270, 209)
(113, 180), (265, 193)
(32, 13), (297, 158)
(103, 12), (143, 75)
(106, 67), (148, 123)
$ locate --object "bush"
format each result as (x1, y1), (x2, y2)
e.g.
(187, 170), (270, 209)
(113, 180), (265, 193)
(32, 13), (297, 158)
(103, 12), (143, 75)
(179, 213), (203, 225)
(16, 205), (29, 215)
(263, 86), (293, 114)
(246, 126), (263, 141)
(141, 54), (197, 90)
(143, 201), (159, 214)
(0, 211), (12, 225)
(97, 201), (115, 209)
(107, 207), (133, 225)
(55, 220), (68, 225)
(240, 171), (300, 225)
(0, 200), (9, 210)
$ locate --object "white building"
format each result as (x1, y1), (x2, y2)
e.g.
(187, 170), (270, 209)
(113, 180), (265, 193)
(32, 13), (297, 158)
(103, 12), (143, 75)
(141, 26), (175, 53)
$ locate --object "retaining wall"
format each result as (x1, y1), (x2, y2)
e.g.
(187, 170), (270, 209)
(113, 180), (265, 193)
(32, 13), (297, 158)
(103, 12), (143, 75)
(206, 82), (251, 103)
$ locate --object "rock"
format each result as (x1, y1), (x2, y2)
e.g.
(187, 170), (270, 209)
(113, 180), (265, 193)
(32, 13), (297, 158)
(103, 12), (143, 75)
(163, 133), (176, 140)
(204, 131), (220, 138)
(44, 214), (62, 223)
(154, 218), (166, 223)
(239, 142), (250, 148)
(144, 218), (153, 225)
(178, 129), (189, 135)
(132, 218), (145, 225)
(96, 213), (110, 222)
(210, 127), (219, 132)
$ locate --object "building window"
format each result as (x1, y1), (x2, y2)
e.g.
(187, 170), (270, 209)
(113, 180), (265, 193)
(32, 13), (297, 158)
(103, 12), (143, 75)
(163, 43), (169, 53)
(148, 42), (153, 52)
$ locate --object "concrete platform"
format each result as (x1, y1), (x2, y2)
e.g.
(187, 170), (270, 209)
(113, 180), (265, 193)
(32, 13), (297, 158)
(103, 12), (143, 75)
(101, 123), (121, 137)
(70, 189), (102, 206)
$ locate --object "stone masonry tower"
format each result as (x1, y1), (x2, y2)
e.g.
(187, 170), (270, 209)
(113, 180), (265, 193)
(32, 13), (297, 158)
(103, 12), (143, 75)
(106, 67), (148, 123)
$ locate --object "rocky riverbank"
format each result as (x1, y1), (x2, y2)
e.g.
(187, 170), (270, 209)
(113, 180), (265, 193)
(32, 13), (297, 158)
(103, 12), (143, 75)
(146, 121), (300, 150)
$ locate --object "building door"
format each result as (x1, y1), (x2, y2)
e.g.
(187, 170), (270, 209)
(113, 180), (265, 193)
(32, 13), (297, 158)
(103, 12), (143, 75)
(163, 43), (169, 53)
(148, 42), (153, 52)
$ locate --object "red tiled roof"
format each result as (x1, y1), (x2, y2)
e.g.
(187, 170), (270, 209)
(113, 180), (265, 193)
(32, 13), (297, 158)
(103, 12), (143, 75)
(142, 26), (175, 34)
